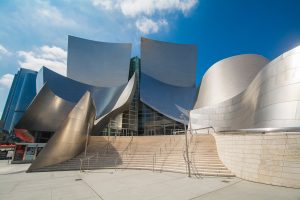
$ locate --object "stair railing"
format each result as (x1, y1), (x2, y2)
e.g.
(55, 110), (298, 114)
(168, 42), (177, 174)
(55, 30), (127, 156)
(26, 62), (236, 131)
(152, 152), (156, 172)
(113, 135), (134, 171)
(79, 155), (95, 172)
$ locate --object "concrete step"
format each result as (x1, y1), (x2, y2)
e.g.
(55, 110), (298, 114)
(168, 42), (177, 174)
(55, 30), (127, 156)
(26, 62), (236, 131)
(30, 135), (234, 177)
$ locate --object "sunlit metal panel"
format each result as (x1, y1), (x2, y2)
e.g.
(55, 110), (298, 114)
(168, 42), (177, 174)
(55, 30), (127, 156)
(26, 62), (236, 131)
(37, 67), (126, 119)
(140, 38), (197, 124)
(194, 54), (269, 109)
(190, 46), (300, 132)
(140, 73), (196, 124)
(92, 73), (137, 133)
(67, 35), (132, 87)
(141, 37), (197, 87)
(15, 84), (74, 132)
(27, 91), (96, 171)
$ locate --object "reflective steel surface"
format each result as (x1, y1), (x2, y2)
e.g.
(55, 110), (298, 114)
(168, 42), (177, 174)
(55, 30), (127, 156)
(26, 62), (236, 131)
(141, 37), (197, 87)
(140, 73), (196, 124)
(37, 67), (126, 119)
(194, 54), (269, 108)
(92, 73), (137, 133)
(67, 35), (132, 87)
(15, 84), (74, 132)
(190, 46), (300, 132)
(28, 91), (96, 171)
(140, 38), (197, 124)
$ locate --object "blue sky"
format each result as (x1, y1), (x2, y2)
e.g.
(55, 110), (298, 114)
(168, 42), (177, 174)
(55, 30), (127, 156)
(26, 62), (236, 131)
(1, 0), (300, 116)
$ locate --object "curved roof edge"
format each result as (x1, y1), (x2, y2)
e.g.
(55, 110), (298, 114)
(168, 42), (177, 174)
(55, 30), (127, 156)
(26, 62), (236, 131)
(190, 45), (300, 131)
(67, 35), (132, 87)
(194, 54), (269, 109)
(141, 37), (197, 87)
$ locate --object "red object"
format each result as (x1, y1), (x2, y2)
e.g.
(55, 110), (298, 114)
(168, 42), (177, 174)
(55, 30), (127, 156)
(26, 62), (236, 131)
(14, 129), (34, 143)
(0, 144), (15, 147)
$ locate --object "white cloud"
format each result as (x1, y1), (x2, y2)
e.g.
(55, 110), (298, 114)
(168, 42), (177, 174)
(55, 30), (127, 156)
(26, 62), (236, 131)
(91, 0), (197, 35)
(0, 44), (11, 58)
(18, 45), (67, 76)
(92, 0), (198, 17)
(120, 0), (198, 17)
(0, 74), (14, 88)
(91, 0), (115, 10)
(35, 2), (77, 27)
(136, 17), (168, 34)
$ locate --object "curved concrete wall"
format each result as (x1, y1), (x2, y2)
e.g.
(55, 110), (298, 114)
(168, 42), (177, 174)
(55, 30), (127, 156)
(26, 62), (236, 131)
(67, 35), (131, 87)
(190, 46), (300, 131)
(214, 132), (300, 188)
(141, 38), (197, 123)
(194, 54), (269, 108)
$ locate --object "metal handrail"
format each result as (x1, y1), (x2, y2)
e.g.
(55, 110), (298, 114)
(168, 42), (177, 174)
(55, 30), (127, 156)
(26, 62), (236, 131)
(113, 135), (134, 170)
(217, 127), (300, 134)
(191, 153), (202, 179)
(191, 126), (216, 134)
(80, 155), (95, 172)
(152, 153), (156, 172)
(182, 150), (188, 174)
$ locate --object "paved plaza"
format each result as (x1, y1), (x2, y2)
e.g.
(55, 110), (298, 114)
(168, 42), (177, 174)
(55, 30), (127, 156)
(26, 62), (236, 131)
(0, 161), (300, 200)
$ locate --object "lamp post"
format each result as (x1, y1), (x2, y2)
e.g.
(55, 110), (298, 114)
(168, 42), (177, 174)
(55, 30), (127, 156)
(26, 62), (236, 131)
(180, 114), (191, 178)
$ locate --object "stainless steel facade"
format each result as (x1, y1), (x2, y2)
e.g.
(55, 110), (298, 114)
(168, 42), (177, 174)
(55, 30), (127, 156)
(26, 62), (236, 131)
(67, 35), (132, 87)
(92, 73), (137, 133)
(141, 37), (197, 87)
(190, 46), (300, 132)
(140, 38), (197, 124)
(28, 91), (95, 171)
(36, 67), (127, 119)
(15, 84), (74, 132)
(194, 54), (269, 108)
(4, 35), (300, 170)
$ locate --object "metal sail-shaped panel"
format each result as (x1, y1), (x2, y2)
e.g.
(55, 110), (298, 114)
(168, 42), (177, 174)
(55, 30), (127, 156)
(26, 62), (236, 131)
(27, 91), (96, 172)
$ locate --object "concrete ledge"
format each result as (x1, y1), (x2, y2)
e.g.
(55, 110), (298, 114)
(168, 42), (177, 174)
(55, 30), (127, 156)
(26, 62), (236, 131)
(213, 132), (300, 188)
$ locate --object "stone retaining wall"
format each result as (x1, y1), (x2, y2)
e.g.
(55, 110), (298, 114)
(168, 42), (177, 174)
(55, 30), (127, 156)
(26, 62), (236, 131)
(213, 132), (300, 188)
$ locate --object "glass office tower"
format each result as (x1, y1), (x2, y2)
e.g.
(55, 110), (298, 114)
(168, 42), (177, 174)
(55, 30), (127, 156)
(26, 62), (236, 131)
(1, 69), (37, 137)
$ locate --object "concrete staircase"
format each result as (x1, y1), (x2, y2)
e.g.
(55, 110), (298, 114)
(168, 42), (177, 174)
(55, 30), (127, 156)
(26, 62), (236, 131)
(31, 135), (234, 177)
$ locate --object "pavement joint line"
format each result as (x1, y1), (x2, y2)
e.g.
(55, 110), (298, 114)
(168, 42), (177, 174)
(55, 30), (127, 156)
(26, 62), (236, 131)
(188, 179), (243, 200)
(81, 176), (105, 200)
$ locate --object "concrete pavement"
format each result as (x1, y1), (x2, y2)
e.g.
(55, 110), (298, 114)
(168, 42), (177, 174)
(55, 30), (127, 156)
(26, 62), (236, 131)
(0, 161), (299, 200)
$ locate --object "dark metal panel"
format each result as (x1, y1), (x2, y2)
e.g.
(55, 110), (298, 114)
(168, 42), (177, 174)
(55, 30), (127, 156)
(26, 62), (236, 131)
(141, 37), (197, 87)
(27, 91), (96, 171)
(67, 35), (132, 87)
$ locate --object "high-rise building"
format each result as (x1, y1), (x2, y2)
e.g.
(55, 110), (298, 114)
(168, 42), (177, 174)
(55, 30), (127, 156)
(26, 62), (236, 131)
(1, 69), (37, 138)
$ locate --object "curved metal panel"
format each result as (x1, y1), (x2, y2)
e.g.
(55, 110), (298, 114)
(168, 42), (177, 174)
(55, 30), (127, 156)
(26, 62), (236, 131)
(194, 54), (269, 109)
(15, 84), (74, 132)
(140, 38), (197, 123)
(92, 73), (137, 133)
(190, 46), (300, 131)
(28, 91), (96, 171)
(141, 37), (197, 87)
(67, 35), (132, 87)
(37, 67), (126, 119)
(140, 73), (196, 124)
